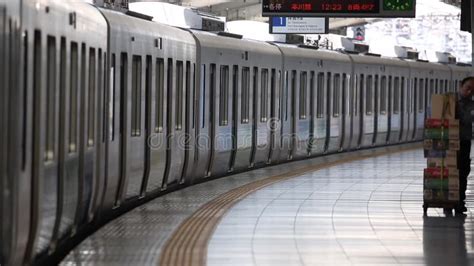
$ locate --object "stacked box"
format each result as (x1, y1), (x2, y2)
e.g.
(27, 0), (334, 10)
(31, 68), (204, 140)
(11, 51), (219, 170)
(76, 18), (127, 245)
(423, 94), (459, 203)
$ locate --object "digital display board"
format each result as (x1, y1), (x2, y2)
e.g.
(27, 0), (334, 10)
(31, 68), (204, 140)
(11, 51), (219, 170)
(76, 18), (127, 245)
(262, 0), (416, 18)
(270, 17), (329, 34)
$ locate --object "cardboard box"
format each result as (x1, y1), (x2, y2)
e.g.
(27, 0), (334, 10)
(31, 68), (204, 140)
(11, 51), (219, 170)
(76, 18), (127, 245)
(424, 167), (459, 179)
(431, 94), (456, 120)
(424, 176), (459, 190)
(427, 151), (458, 168)
(424, 128), (459, 140)
(423, 139), (460, 151)
(425, 118), (460, 129)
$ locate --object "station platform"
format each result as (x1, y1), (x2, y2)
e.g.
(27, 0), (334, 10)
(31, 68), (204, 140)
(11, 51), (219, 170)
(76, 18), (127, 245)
(61, 144), (474, 266)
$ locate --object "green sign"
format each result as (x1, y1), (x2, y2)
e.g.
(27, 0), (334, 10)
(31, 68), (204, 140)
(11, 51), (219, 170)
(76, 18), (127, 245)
(383, 0), (414, 11)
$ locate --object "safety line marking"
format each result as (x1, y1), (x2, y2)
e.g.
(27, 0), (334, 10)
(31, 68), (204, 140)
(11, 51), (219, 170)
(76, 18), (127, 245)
(158, 144), (422, 266)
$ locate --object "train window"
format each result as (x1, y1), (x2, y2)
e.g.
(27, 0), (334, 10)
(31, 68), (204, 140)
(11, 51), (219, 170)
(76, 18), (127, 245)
(145, 56), (152, 133)
(220, 65), (229, 126)
(22, 32), (29, 168)
(429, 79), (435, 105)
(393, 77), (400, 114)
(120, 53), (128, 137)
(88, 48), (96, 145)
(309, 71), (315, 117)
(155, 58), (164, 132)
(261, 68), (269, 122)
(45, 35), (56, 161)
(342, 74), (347, 116)
(69, 42), (78, 153)
(99, 50), (105, 142)
(193, 63), (196, 129)
(280, 71), (289, 121)
(355, 74), (365, 116)
(185, 61), (191, 130)
(300, 71), (307, 119)
(253, 67), (259, 121)
(270, 69), (277, 121)
(232, 65), (238, 125)
(380, 76), (387, 114)
(176, 60), (184, 130)
(401, 77), (406, 113)
(327, 72), (332, 118)
(241, 67), (250, 124)
(201, 64), (206, 128)
(316, 72), (324, 118)
(418, 78), (424, 112)
(366, 75), (373, 115)
(131, 55), (142, 136)
(333, 73), (340, 117)
(110, 54), (116, 140)
(350, 74), (357, 116)
(444, 80), (448, 93)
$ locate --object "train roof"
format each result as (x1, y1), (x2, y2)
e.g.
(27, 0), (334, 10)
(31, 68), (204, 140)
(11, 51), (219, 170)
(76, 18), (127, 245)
(99, 8), (195, 46)
(273, 43), (351, 63)
(190, 30), (281, 56)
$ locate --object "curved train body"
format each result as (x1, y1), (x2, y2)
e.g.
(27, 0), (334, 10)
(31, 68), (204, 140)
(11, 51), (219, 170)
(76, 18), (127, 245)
(0, 1), (471, 265)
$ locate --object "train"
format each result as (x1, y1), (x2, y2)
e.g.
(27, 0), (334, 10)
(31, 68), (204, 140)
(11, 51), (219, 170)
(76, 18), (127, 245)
(0, 0), (471, 265)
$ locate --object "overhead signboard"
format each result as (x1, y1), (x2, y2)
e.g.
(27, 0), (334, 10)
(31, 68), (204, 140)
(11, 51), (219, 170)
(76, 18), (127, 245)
(270, 17), (328, 34)
(262, 0), (416, 18)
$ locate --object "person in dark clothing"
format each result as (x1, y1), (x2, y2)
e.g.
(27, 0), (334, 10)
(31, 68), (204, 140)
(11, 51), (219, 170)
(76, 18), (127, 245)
(456, 76), (474, 213)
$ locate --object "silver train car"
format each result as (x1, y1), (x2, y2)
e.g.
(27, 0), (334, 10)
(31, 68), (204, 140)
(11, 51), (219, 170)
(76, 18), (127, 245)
(0, 0), (471, 265)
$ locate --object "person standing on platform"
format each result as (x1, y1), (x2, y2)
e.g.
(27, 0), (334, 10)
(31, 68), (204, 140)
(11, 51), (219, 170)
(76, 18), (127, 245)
(456, 76), (474, 214)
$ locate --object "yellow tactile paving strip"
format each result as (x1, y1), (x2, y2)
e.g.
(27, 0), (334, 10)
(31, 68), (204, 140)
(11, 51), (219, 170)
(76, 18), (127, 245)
(158, 144), (422, 266)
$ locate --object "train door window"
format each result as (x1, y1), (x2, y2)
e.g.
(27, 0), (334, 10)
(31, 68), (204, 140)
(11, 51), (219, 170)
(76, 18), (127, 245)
(289, 70), (296, 121)
(220, 65), (229, 126)
(309, 71), (315, 117)
(284, 71), (289, 121)
(357, 74), (364, 116)
(69, 42), (78, 153)
(144, 56), (152, 133)
(120, 53), (128, 138)
(99, 50), (105, 142)
(167, 59), (175, 129)
(333, 73), (340, 117)
(418, 78), (424, 112)
(185, 61), (191, 130)
(155, 58), (164, 133)
(350, 74), (357, 116)
(241, 67), (250, 124)
(88, 48), (96, 145)
(401, 77), (406, 113)
(300, 71), (307, 119)
(429, 79), (435, 106)
(232, 65), (238, 125)
(45, 36), (56, 161)
(366, 75), (373, 115)
(59, 38), (66, 157)
(200, 64), (206, 128)
(326, 72), (332, 118)
(110, 54), (116, 140)
(380, 76), (387, 114)
(444, 80), (448, 93)
(342, 74), (347, 116)
(22, 32), (29, 168)
(261, 68), (269, 122)
(316, 72), (324, 118)
(193, 63), (196, 129)
(393, 77), (400, 114)
(176, 61), (184, 130)
(131, 55), (142, 136)
(270, 69), (276, 120)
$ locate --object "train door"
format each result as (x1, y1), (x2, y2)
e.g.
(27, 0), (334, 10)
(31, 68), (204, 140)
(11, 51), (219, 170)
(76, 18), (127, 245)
(389, 76), (402, 143)
(252, 68), (271, 166)
(292, 70), (310, 159)
(375, 75), (389, 145)
(193, 64), (211, 177)
(207, 64), (233, 176)
(268, 69), (281, 164)
(360, 74), (375, 148)
(140, 56), (152, 194)
(164, 59), (185, 185)
(341, 73), (352, 151)
(309, 72), (327, 155)
(181, 62), (197, 183)
(349, 74), (362, 149)
(327, 73), (343, 153)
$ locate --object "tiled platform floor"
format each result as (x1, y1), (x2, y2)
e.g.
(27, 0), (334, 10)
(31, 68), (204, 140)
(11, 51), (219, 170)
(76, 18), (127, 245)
(62, 146), (474, 266)
(208, 150), (474, 266)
